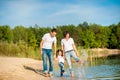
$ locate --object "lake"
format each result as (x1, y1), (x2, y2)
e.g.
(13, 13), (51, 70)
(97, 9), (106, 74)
(52, 54), (120, 80)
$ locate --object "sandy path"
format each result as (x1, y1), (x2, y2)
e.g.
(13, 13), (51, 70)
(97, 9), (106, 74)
(0, 57), (51, 80)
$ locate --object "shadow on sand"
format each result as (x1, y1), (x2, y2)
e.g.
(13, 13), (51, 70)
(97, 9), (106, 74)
(23, 65), (46, 77)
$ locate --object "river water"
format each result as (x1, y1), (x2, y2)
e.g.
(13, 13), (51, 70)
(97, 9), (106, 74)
(52, 55), (120, 80)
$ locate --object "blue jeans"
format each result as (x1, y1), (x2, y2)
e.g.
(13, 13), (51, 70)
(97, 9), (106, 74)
(59, 62), (65, 76)
(42, 48), (53, 74)
(65, 51), (80, 74)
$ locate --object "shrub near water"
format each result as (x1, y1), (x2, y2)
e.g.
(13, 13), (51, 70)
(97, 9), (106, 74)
(0, 41), (41, 60)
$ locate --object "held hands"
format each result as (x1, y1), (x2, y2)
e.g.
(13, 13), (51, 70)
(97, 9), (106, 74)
(40, 50), (42, 55)
(53, 54), (56, 60)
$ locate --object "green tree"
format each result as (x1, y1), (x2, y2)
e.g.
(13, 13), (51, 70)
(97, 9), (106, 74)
(109, 33), (117, 48)
(0, 25), (13, 42)
(56, 26), (63, 46)
(78, 21), (89, 31)
(0, 26), (3, 40)
(116, 22), (120, 48)
(98, 27), (111, 48)
(27, 28), (37, 49)
(81, 29), (96, 48)
(88, 24), (102, 48)
(13, 26), (27, 43)
(74, 26), (83, 46)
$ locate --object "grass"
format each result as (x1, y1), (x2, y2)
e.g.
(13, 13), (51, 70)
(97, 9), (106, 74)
(0, 41), (119, 65)
(0, 41), (41, 60)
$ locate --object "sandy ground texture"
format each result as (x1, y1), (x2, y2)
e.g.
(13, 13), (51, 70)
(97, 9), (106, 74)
(0, 57), (52, 80)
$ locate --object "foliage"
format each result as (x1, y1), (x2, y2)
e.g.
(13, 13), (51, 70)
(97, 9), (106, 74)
(0, 22), (120, 59)
(13, 26), (28, 43)
(0, 41), (41, 59)
(0, 25), (13, 42)
(81, 29), (96, 48)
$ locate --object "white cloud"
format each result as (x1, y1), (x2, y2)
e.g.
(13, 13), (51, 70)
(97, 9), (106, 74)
(48, 3), (120, 26)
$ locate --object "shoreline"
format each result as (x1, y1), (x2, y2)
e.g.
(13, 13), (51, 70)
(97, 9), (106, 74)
(0, 48), (120, 80)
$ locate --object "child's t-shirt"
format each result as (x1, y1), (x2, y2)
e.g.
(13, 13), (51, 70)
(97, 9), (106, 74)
(58, 55), (64, 63)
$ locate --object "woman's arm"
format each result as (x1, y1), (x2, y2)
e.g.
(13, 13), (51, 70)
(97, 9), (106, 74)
(72, 44), (79, 57)
(61, 45), (65, 56)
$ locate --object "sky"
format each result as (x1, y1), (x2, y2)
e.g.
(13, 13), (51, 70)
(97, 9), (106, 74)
(0, 0), (120, 28)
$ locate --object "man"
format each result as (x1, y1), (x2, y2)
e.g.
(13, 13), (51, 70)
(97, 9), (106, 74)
(40, 28), (57, 77)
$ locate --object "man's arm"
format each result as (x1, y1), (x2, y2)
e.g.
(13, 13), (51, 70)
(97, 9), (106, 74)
(53, 43), (57, 59)
(40, 39), (44, 55)
(54, 43), (57, 54)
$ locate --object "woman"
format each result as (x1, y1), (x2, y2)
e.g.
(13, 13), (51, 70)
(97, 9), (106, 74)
(61, 31), (81, 77)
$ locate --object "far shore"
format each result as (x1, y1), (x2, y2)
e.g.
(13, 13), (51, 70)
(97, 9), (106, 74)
(87, 48), (120, 57)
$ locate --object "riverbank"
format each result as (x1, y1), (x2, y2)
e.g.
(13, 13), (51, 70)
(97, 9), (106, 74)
(0, 49), (120, 80)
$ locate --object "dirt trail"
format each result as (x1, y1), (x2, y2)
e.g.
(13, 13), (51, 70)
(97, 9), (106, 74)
(0, 57), (50, 80)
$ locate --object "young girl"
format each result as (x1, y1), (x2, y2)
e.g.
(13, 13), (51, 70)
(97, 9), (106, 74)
(56, 49), (65, 77)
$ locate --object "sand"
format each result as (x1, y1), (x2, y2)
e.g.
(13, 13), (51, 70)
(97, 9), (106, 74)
(0, 57), (51, 80)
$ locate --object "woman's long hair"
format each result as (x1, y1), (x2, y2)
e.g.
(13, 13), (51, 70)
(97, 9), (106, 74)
(63, 31), (70, 38)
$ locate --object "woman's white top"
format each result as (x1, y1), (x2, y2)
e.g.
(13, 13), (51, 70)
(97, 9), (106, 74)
(61, 38), (74, 52)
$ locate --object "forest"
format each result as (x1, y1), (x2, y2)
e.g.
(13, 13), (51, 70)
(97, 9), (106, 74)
(0, 21), (120, 59)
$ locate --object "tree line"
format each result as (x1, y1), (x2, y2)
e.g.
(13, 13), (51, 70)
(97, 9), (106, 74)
(0, 21), (120, 49)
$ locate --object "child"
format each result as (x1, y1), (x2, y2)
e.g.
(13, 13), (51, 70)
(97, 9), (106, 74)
(56, 49), (65, 77)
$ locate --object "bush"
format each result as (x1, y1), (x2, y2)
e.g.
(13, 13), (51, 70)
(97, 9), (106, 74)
(0, 41), (41, 60)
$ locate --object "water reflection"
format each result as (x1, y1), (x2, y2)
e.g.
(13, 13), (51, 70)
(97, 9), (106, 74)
(53, 54), (120, 80)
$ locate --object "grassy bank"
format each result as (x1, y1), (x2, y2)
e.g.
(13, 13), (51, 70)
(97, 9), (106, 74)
(0, 41), (41, 60)
(0, 41), (120, 61)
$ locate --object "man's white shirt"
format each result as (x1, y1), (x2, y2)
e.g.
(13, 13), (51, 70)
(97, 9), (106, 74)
(42, 33), (56, 49)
